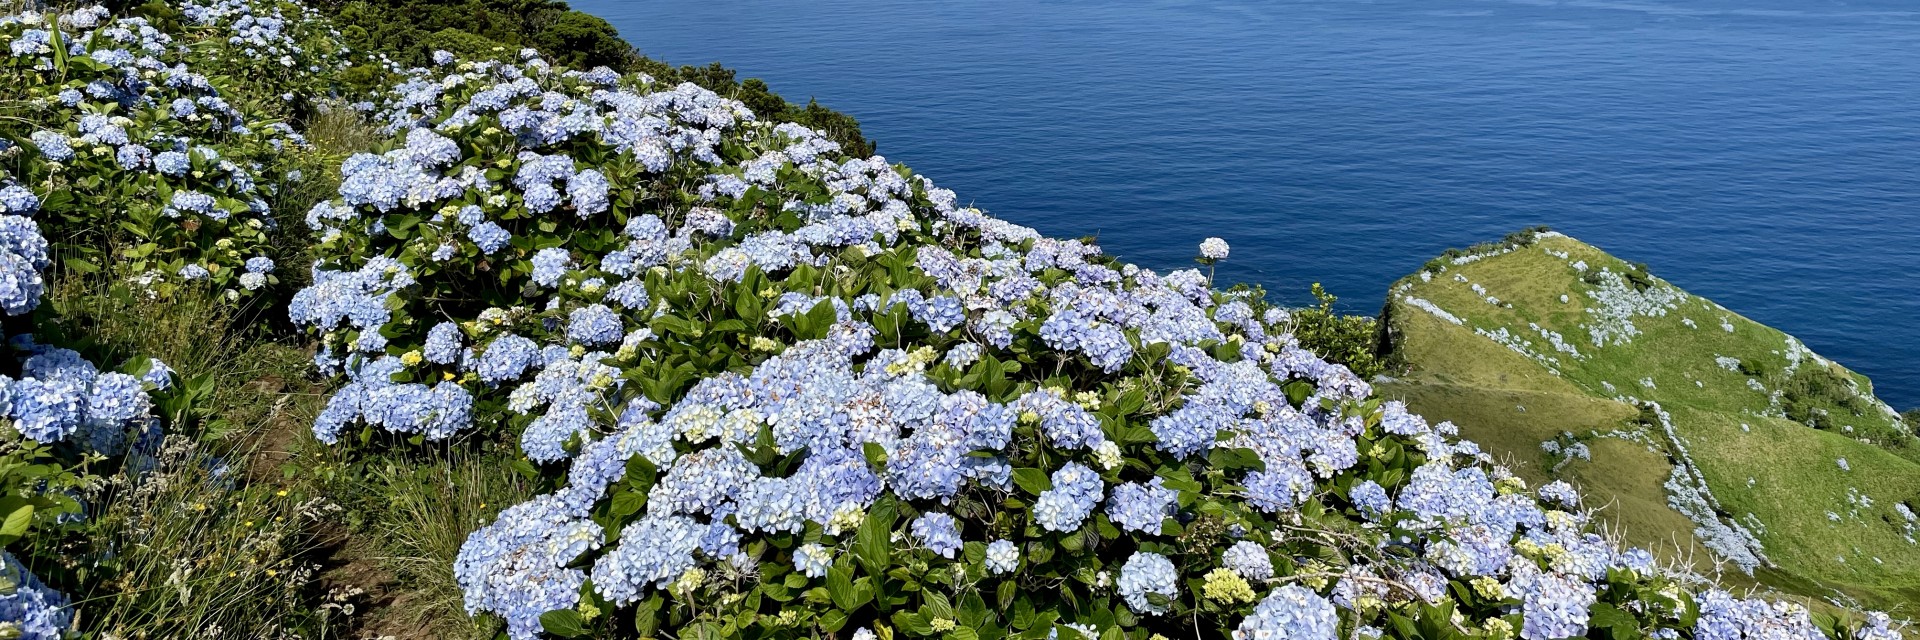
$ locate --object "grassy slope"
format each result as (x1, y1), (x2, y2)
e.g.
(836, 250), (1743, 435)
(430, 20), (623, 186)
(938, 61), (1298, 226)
(1377, 233), (1920, 611)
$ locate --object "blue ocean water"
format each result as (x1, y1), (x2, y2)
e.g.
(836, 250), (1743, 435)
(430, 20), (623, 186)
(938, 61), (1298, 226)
(573, 0), (1920, 407)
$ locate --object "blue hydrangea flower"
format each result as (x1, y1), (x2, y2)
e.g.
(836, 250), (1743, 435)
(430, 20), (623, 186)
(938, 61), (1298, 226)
(154, 151), (190, 176)
(530, 247), (571, 287)
(1033, 462), (1103, 532)
(0, 186), (40, 215)
(1243, 461), (1314, 513)
(469, 221), (511, 254)
(1117, 551), (1178, 615)
(567, 169), (610, 216)
(910, 512), (962, 559)
(793, 543), (833, 578)
(1350, 479), (1392, 518)
(985, 539), (1019, 575)
(85, 372), (150, 425)
(1538, 480), (1580, 508)
(141, 358), (175, 391)
(28, 131), (71, 162)
(476, 334), (541, 384)
(0, 551), (72, 640)
(12, 377), (83, 442)
(424, 322), (465, 364)
(454, 494), (601, 640)
(566, 304), (623, 347)
(1106, 477), (1177, 534)
(1222, 540), (1273, 581)
(590, 513), (703, 605)
(1235, 585), (1336, 640)
(1510, 564), (1594, 640)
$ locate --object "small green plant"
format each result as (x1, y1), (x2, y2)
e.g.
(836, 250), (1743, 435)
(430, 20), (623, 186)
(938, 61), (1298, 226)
(1288, 283), (1385, 380)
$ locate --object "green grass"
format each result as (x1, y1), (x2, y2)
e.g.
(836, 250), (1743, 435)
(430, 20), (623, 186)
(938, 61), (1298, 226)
(22, 272), (357, 638)
(297, 441), (535, 640)
(1382, 232), (1920, 612)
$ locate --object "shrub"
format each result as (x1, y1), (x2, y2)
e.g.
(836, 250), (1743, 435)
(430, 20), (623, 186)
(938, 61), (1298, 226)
(1283, 282), (1384, 380)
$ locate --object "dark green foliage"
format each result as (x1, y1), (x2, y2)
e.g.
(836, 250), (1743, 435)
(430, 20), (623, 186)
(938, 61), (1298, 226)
(418, 27), (517, 64)
(312, 0), (875, 155)
(1290, 283), (1385, 380)
(533, 11), (634, 71)
(1781, 364), (1871, 429)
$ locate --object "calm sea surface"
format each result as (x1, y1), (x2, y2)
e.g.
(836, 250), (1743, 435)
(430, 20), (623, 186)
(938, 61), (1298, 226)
(573, 0), (1920, 407)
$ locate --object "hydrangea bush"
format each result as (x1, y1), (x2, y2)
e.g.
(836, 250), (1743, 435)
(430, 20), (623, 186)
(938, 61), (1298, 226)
(173, 0), (355, 119)
(292, 48), (1909, 640)
(0, 2), (344, 300)
(0, 320), (174, 640)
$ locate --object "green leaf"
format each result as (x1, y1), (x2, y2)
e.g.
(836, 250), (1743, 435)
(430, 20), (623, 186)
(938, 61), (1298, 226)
(1012, 468), (1051, 496)
(897, 612), (935, 637)
(0, 504), (34, 544)
(828, 564), (858, 610)
(1010, 597), (1036, 630)
(958, 592), (988, 626)
(1206, 447), (1266, 472)
(61, 257), (100, 275)
(1284, 380), (1316, 407)
(1591, 603), (1643, 640)
(923, 592), (955, 620)
(855, 497), (898, 577)
(632, 594), (664, 637)
(538, 609), (587, 638)
(610, 491), (646, 517)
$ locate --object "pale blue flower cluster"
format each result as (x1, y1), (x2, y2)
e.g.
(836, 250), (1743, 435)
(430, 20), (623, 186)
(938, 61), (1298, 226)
(1234, 585), (1336, 640)
(1116, 551), (1178, 615)
(1105, 477), (1176, 533)
(911, 512), (963, 558)
(1538, 480), (1580, 508)
(312, 355), (473, 444)
(0, 551), (71, 640)
(452, 494), (600, 640)
(1694, 590), (1826, 640)
(0, 192), (48, 315)
(2, 345), (153, 449)
(793, 543), (834, 578)
(1222, 540), (1273, 581)
(591, 513), (705, 603)
(1012, 389), (1107, 451)
(1349, 479), (1392, 518)
(1033, 462), (1103, 532)
(985, 539), (1019, 575)
(1509, 562), (1596, 640)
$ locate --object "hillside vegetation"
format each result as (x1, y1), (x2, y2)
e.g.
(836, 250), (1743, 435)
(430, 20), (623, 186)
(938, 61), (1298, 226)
(1378, 231), (1920, 612)
(0, 1), (1911, 640)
